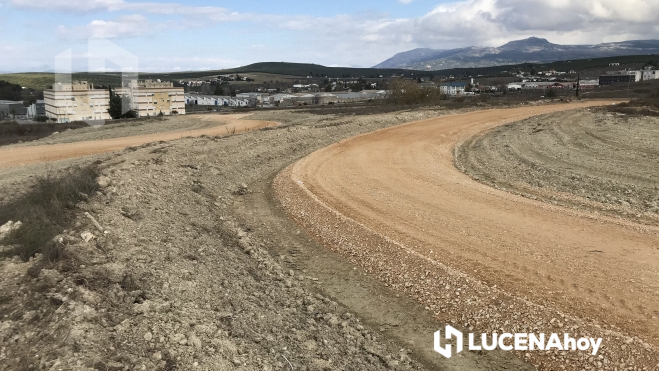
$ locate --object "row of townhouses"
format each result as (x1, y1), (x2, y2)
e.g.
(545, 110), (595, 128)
(44, 80), (185, 123)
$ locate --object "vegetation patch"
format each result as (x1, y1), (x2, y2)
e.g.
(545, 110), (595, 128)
(0, 120), (90, 146)
(605, 88), (659, 116)
(0, 165), (99, 262)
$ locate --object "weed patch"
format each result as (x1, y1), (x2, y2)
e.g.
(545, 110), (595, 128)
(0, 165), (99, 262)
(0, 120), (89, 146)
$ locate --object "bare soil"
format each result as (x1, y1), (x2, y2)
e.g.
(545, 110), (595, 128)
(0, 114), (276, 169)
(3, 100), (654, 371)
(275, 101), (659, 371)
(455, 109), (659, 225)
(0, 106), (536, 370)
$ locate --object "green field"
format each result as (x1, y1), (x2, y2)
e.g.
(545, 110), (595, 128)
(0, 73), (55, 90)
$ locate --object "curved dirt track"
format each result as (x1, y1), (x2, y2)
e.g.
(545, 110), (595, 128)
(0, 114), (277, 169)
(275, 101), (659, 369)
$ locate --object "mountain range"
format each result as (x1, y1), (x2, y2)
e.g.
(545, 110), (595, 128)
(374, 37), (659, 70)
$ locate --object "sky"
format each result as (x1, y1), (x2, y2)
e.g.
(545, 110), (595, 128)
(1, 0), (658, 73)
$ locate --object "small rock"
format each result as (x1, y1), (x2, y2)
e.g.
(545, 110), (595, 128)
(235, 183), (249, 195)
(0, 220), (22, 236)
(81, 231), (96, 242)
(133, 301), (151, 314)
(188, 334), (202, 348)
(97, 176), (112, 188)
(144, 332), (153, 341)
(107, 361), (123, 371)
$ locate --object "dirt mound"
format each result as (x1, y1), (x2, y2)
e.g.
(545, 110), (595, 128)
(455, 109), (659, 225)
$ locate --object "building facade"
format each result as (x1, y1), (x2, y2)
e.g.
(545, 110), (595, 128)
(599, 74), (635, 86)
(115, 80), (185, 117)
(440, 82), (466, 95)
(44, 81), (111, 123)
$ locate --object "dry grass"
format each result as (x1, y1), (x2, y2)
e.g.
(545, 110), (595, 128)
(605, 88), (659, 116)
(0, 165), (99, 262)
(0, 120), (90, 146)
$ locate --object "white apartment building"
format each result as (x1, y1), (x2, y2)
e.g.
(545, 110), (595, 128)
(44, 81), (111, 123)
(115, 80), (185, 117)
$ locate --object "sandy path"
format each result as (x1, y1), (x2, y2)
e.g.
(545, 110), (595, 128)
(277, 101), (659, 367)
(0, 114), (277, 169)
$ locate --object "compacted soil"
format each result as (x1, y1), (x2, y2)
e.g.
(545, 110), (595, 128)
(275, 101), (659, 371)
(0, 114), (276, 169)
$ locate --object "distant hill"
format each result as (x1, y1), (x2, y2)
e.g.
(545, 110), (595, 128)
(374, 37), (659, 70)
(141, 62), (434, 80)
(3, 54), (658, 90)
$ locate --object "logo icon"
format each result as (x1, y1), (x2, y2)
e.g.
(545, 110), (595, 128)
(434, 325), (463, 358)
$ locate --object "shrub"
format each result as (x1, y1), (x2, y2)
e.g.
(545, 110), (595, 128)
(387, 79), (443, 105)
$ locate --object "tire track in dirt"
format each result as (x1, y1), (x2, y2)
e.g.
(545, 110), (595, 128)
(275, 101), (659, 370)
(0, 114), (277, 169)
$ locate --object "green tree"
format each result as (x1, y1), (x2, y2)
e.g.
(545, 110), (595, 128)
(23, 95), (37, 107)
(213, 85), (224, 96)
(107, 94), (137, 119)
(545, 88), (557, 98)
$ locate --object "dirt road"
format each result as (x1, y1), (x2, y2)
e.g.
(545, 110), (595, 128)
(275, 101), (659, 369)
(0, 114), (276, 169)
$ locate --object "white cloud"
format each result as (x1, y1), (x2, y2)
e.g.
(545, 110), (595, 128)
(3, 0), (659, 70)
(57, 14), (161, 39)
(3, 0), (124, 13)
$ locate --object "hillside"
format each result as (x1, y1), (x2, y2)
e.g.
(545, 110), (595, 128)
(142, 62), (434, 80)
(2, 54), (658, 91)
(375, 37), (659, 70)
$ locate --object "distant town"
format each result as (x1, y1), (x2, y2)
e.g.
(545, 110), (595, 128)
(0, 61), (658, 123)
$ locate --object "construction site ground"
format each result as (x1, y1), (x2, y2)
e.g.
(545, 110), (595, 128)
(0, 100), (656, 371)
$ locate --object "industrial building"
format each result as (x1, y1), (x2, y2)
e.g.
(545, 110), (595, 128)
(599, 74), (635, 86)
